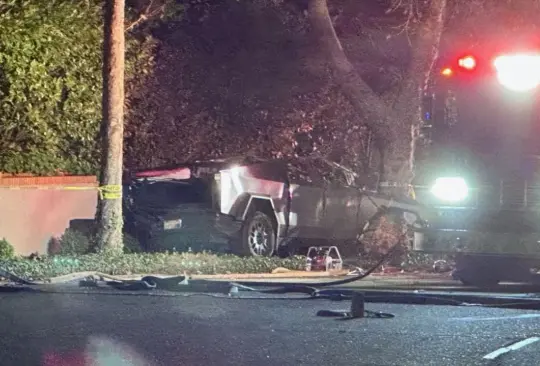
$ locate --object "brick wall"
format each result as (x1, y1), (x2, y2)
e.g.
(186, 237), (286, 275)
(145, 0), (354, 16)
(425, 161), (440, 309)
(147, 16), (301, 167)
(0, 175), (98, 255)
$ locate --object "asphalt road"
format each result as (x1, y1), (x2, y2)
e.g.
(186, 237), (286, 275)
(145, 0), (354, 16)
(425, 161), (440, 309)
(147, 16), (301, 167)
(1, 288), (540, 365)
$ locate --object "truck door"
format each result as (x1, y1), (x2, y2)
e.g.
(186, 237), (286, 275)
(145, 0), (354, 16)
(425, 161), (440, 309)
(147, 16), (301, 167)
(324, 167), (361, 241)
(287, 160), (327, 239)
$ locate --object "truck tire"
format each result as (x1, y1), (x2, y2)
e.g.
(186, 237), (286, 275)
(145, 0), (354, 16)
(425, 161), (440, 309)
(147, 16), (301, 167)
(238, 211), (276, 257)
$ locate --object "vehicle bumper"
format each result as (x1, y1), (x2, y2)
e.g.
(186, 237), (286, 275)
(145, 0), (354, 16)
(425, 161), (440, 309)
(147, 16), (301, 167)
(126, 211), (243, 251)
(159, 211), (242, 239)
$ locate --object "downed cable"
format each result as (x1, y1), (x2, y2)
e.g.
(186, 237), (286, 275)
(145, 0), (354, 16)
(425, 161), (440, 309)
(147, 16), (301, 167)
(0, 268), (34, 286)
(3, 268), (540, 310)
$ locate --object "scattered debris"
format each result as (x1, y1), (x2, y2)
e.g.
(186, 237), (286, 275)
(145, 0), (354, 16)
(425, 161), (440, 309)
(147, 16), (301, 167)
(347, 267), (366, 276)
(271, 267), (291, 274)
(381, 265), (402, 274)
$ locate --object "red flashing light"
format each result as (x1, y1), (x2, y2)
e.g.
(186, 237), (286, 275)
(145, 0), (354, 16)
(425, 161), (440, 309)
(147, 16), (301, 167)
(458, 55), (476, 70)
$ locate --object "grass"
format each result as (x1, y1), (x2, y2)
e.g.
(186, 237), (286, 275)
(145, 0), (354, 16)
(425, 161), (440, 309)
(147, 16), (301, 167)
(0, 252), (307, 281)
(0, 223), (451, 281)
(0, 229), (452, 281)
(0, 250), (452, 282)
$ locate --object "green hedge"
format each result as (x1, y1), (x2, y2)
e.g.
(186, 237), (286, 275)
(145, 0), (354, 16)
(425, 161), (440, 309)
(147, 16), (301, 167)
(0, 0), (164, 175)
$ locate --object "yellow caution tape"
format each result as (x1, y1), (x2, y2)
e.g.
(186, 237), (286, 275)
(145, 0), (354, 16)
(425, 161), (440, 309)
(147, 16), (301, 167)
(98, 184), (122, 200)
(62, 186), (98, 191)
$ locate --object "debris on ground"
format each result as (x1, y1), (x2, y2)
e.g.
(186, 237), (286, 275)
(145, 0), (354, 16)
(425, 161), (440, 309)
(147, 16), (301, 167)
(271, 267), (292, 274)
(346, 267), (366, 276)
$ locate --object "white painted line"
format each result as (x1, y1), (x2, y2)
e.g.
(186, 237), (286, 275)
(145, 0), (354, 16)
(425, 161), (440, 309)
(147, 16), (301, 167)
(483, 337), (540, 360)
(453, 314), (540, 322)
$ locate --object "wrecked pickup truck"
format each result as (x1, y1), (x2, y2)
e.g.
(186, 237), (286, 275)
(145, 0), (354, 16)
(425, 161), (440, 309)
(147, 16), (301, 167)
(123, 157), (422, 256)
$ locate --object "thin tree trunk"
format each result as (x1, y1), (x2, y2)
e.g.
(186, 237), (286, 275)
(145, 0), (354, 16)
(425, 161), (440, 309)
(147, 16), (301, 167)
(96, 0), (125, 252)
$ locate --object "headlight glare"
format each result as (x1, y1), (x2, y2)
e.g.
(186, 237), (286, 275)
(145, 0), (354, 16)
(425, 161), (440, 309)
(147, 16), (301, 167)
(430, 177), (468, 202)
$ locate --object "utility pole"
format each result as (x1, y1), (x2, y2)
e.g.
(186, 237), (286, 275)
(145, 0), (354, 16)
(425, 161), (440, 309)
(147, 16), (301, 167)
(96, 0), (125, 252)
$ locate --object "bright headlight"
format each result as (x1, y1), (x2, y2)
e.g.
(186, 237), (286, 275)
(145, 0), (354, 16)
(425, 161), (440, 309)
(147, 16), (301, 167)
(430, 177), (468, 202)
(494, 54), (540, 92)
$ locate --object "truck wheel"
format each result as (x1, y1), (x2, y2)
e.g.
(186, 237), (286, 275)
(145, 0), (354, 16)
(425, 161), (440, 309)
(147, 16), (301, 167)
(239, 211), (276, 257)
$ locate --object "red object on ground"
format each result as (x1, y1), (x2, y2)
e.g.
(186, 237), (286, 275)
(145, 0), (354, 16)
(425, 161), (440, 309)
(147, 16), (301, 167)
(311, 255), (327, 271)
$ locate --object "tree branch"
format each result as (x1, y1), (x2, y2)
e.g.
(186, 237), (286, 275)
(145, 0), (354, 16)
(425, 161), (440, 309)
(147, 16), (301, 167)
(125, 0), (166, 32)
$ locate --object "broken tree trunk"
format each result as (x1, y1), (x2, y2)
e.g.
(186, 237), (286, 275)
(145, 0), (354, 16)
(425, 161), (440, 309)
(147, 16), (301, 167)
(307, 0), (448, 188)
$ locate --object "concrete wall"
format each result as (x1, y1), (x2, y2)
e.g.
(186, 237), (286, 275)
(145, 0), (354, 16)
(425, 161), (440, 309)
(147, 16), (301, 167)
(0, 175), (98, 255)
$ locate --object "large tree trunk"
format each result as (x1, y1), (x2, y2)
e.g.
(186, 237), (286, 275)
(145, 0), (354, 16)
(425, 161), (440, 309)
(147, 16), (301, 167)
(307, 0), (447, 188)
(308, 0), (395, 183)
(96, 0), (125, 252)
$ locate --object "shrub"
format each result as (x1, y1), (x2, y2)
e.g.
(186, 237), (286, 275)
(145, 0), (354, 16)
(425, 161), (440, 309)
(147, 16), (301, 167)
(58, 229), (92, 255)
(47, 236), (62, 255)
(0, 238), (14, 259)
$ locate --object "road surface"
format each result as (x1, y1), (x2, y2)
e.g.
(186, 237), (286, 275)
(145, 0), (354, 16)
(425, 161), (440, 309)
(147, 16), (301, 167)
(1, 287), (540, 365)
